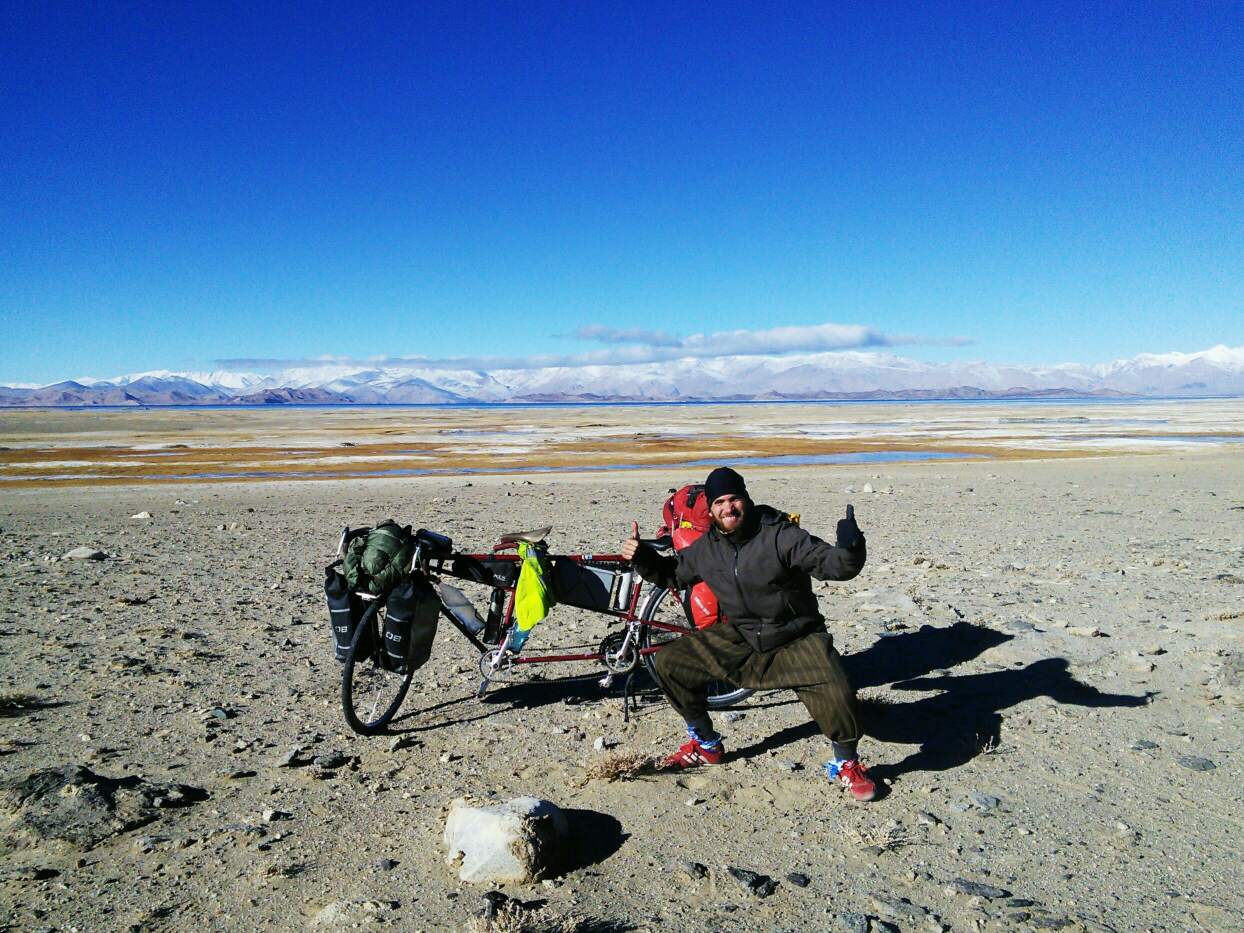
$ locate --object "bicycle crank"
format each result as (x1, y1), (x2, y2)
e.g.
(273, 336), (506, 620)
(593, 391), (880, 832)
(477, 646), (519, 685)
(599, 631), (639, 675)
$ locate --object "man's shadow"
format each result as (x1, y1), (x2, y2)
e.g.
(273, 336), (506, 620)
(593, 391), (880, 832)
(864, 657), (1150, 781)
(733, 622), (1150, 781)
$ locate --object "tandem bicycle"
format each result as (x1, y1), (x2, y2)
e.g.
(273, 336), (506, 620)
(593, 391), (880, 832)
(335, 525), (752, 735)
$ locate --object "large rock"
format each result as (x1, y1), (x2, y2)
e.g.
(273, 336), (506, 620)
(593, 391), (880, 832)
(61, 547), (106, 561)
(443, 796), (569, 884)
(1, 764), (207, 852)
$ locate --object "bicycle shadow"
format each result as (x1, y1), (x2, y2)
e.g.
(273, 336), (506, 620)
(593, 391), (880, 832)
(387, 674), (623, 733)
(486, 675), (623, 710)
(730, 623), (1151, 781)
(387, 692), (495, 733)
(842, 621), (1012, 689)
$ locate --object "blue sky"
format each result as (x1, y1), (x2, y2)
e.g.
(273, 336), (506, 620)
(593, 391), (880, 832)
(2, 2), (1241, 384)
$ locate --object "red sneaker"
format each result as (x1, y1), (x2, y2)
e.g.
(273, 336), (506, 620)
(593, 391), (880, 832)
(665, 738), (724, 769)
(827, 759), (876, 802)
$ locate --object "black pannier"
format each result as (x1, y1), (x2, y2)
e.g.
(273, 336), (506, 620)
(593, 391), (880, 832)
(550, 558), (628, 611)
(382, 577), (440, 674)
(325, 565), (366, 662)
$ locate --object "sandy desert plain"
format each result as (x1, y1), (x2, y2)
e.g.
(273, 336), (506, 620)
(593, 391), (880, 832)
(0, 398), (1242, 933)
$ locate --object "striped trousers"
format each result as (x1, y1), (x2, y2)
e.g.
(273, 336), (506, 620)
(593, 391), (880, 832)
(652, 621), (862, 746)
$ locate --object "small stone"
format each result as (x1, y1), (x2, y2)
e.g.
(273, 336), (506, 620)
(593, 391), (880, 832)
(262, 809), (291, 823)
(1176, 755), (1216, 772)
(838, 912), (870, 933)
(130, 512), (152, 520)
(685, 797), (704, 807)
(773, 759), (800, 772)
(1130, 739), (1158, 751)
(725, 865), (778, 897)
(862, 483), (875, 494)
(374, 858), (398, 871)
(871, 895), (930, 921)
(0, 865), (58, 881)
(479, 891), (510, 920)
(946, 878), (1011, 899)
(439, 752), (460, 764)
(277, 747), (304, 767)
(62, 547), (106, 561)
(722, 711), (746, 723)
(969, 792), (1000, 811)
(1067, 625), (1104, 637)
(786, 871), (811, 887)
(673, 860), (708, 882)
(208, 707), (232, 720)
(312, 753), (347, 769)
(916, 811), (942, 827)
(593, 737), (606, 752)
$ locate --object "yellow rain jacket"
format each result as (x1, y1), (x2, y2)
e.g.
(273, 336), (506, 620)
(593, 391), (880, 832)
(509, 541), (555, 649)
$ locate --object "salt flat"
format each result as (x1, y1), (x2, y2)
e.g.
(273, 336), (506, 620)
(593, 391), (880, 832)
(0, 403), (1242, 931)
(1, 398), (1242, 488)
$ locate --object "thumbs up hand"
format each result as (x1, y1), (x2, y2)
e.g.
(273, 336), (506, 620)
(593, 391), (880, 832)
(836, 504), (864, 550)
(622, 521), (641, 561)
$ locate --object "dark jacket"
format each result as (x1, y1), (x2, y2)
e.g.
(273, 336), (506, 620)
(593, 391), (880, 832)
(631, 504), (866, 652)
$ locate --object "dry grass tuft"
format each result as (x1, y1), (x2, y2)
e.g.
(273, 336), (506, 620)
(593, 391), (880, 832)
(463, 903), (592, 933)
(582, 751), (659, 783)
(975, 734), (1000, 755)
(846, 823), (914, 855)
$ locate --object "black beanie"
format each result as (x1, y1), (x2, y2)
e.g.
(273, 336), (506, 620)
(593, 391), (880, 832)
(705, 466), (748, 504)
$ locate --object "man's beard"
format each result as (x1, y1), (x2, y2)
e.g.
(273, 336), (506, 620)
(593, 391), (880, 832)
(712, 505), (747, 534)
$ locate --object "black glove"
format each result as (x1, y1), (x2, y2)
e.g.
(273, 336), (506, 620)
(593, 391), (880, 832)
(836, 504), (864, 550)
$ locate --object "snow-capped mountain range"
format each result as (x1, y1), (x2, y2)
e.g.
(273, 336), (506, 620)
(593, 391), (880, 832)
(4, 345), (1243, 406)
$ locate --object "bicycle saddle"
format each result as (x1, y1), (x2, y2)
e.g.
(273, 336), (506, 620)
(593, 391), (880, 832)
(497, 526), (552, 545)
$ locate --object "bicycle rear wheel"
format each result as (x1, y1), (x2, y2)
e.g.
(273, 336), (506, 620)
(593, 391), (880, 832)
(638, 586), (753, 708)
(342, 602), (416, 735)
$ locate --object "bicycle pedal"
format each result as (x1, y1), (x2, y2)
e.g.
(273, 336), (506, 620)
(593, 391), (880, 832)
(598, 673), (614, 689)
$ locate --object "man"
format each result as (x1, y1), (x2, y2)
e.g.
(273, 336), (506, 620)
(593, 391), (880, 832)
(622, 466), (876, 801)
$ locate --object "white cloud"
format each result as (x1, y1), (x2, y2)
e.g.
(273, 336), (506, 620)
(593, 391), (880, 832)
(217, 320), (971, 372)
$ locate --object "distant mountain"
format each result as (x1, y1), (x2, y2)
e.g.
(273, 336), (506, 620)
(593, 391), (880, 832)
(226, 386), (354, 405)
(3, 344), (1242, 406)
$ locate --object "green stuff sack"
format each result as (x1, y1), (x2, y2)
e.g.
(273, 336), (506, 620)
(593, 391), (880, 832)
(344, 520), (415, 595)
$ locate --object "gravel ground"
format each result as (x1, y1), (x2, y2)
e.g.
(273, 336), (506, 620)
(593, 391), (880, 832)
(1, 450), (1242, 932)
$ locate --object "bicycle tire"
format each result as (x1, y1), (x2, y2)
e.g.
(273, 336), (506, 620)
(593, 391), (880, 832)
(638, 586), (753, 708)
(341, 602), (417, 735)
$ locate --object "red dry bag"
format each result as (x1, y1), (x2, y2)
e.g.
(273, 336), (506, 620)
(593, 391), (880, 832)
(659, 484), (721, 629)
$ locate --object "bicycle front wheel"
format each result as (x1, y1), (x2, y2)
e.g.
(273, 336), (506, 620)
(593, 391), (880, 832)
(342, 603), (416, 735)
(638, 586), (753, 709)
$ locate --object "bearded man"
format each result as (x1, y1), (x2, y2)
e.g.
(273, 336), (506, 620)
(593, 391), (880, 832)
(622, 466), (876, 801)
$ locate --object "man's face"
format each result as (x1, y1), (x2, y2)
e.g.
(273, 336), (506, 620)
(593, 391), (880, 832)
(709, 493), (748, 534)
